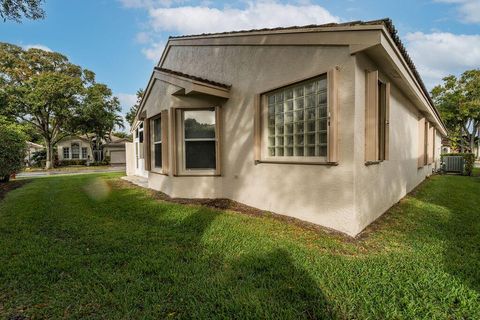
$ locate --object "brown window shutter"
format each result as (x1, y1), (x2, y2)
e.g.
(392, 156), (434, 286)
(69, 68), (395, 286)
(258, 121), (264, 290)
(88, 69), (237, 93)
(418, 117), (425, 168)
(161, 110), (169, 174)
(327, 67), (339, 163)
(171, 108), (178, 176)
(365, 70), (379, 161)
(253, 94), (261, 163)
(144, 119), (151, 171)
(384, 82), (391, 160)
(215, 106), (222, 175)
(428, 123), (434, 164)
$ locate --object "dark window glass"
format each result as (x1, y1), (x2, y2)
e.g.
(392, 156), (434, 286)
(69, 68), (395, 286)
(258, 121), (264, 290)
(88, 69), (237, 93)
(185, 141), (216, 169)
(153, 118), (161, 142)
(154, 143), (162, 168)
(139, 131), (144, 143)
(184, 110), (215, 139)
(184, 109), (216, 170)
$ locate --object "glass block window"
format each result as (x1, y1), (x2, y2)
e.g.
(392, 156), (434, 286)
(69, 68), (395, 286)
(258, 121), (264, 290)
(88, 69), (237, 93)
(81, 147), (88, 159)
(63, 147), (70, 159)
(71, 143), (80, 159)
(183, 109), (216, 170)
(267, 75), (328, 158)
(152, 117), (162, 168)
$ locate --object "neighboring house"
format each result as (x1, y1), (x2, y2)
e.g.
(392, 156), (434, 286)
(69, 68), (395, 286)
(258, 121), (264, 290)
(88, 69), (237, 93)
(441, 138), (451, 154)
(57, 134), (129, 164)
(25, 141), (44, 166)
(126, 19), (447, 236)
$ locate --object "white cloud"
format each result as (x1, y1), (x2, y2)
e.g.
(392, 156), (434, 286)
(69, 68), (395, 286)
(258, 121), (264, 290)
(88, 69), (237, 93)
(435, 0), (480, 24)
(132, 1), (339, 61)
(405, 31), (480, 88)
(22, 44), (52, 52)
(135, 32), (151, 44)
(147, 1), (340, 35)
(141, 41), (166, 62)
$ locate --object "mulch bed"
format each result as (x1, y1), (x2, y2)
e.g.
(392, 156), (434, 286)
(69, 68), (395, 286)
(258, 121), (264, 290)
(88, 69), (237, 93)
(0, 180), (30, 202)
(115, 179), (350, 241)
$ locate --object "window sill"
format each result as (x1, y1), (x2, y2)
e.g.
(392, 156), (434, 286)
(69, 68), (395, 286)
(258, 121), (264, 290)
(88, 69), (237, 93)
(255, 160), (338, 166)
(173, 174), (221, 177)
(365, 160), (384, 166)
(150, 170), (168, 176)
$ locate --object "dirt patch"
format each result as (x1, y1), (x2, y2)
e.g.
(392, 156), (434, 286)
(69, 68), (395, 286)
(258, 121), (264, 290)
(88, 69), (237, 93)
(0, 180), (30, 202)
(113, 179), (350, 241)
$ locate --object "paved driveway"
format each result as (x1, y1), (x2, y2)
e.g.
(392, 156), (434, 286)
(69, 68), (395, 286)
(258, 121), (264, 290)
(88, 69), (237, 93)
(17, 166), (125, 178)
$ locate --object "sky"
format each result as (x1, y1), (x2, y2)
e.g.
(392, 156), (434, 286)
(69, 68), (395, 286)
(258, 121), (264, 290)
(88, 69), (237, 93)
(1, 0), (479, 131)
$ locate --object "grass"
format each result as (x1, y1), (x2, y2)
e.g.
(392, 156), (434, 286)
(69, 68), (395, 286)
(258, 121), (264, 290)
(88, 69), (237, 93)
(0, 173), (479, 319)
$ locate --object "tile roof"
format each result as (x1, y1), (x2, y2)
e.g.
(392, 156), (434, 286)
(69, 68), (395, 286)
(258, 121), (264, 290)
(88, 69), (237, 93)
(167, 18), (441, 122)
(154, 67), (231, 89)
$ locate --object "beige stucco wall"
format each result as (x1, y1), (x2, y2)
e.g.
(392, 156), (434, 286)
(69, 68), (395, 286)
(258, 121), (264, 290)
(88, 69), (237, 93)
(352, 53), (441, 235)
(144, 45), (358, 235)
(125, 142), (135, 175)
(57, 138), (92, 161)
(133, 44), (444, 237)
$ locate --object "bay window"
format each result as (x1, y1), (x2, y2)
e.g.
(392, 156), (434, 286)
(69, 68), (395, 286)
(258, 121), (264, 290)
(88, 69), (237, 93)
(174, 107), (221, 175)
(149, 110), (169, 174)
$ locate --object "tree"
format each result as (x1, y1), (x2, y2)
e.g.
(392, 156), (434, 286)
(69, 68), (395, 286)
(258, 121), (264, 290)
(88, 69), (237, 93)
(0, 0), (45, 22)
(73, 82), (124, 160)
(0, 116), (26, 182)
(125, 89), (144, 126)
(431, 69), (480, 153)
(1, 43), (92, 168)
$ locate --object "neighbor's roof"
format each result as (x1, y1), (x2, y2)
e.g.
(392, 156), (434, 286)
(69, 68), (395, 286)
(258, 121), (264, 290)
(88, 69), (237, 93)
(168, 18), (441, 126)
(154, 67), (232, 89)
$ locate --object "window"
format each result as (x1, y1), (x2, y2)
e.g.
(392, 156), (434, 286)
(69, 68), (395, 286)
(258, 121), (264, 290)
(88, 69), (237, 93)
(255, 69), (339, 164)
(265, 75), (328, 159)
(63, 147), (70, 159)
(71, 143), (80, 159)
(82, 147), (88, 159)
(174, 108), (220, 175)
(183, 109), (216, 170)
(365, 70), (390, 163)
(378, 81), (388, 161)
(152, 117), (162, 168)
(138, 122), (144, 158)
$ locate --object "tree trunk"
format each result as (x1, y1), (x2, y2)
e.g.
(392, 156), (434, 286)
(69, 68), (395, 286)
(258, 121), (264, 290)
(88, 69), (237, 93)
(45, 139), (54, 169)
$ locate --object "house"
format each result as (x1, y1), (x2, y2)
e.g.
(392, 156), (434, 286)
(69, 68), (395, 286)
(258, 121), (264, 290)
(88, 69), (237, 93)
(25, 141), (44, 166)
(441, 138), (451, 154)
(57, 134), (129, 164)
(125, 19), (447, 236)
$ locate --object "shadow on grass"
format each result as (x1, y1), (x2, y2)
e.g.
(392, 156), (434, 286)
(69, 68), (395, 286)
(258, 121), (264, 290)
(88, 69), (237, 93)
(0, 175), (335, 319)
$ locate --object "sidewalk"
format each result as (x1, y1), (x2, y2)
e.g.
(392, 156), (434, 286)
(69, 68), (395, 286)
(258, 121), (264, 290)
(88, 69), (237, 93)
(17, 166), (126, 178)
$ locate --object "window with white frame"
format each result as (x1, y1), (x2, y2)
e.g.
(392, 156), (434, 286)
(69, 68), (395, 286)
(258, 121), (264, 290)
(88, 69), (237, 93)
(82, 147), (88, 159)
(265, 75), (328, 159)
(152, 116), (162, 169)
(138, 122), (144, 158)
(71, 143), (80, 159)
(63, 147), (70, 159)
(181, 109), (217, 171)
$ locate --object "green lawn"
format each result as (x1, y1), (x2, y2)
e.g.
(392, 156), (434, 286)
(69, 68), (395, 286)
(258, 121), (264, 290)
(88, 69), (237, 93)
(0, 173), (479, 319)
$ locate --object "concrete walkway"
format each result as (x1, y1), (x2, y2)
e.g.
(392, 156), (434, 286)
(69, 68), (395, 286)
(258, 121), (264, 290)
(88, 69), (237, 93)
(17, 166), (126, 179)
(121, 175), (148, 188)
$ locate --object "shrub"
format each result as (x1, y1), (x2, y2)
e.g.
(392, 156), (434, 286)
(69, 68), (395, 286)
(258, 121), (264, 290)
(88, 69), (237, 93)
(440, 153), (475, 176)
(0, 117), (27, 182)
(31, 149), (46, 166)
(59, 159), (87, 166)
